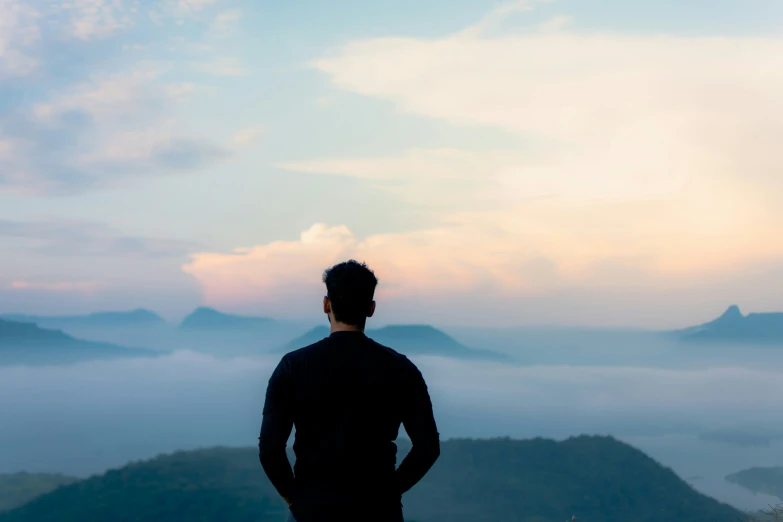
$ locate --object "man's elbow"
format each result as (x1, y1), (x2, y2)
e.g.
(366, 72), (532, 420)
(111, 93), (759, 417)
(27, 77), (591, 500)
(258, 440), (285, 466)
(415, 437), (440, 463)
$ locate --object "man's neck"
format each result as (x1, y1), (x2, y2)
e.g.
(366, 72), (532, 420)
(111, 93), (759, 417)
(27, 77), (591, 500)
(329, 322), (364, 334)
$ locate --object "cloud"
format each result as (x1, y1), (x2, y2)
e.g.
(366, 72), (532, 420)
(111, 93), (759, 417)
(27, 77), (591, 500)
(0, 0), (39, 77)
(181, 216), (783, 327)
(461, 0), (553, 37)
(191, 56), (251, 77)
(232, 126), (265, 146)
(268, 1), (783, 323)
(539, 15), (571, 32)
(173, 0), (220, 14)
(0, 219), (199, 258)
(33, 68), (163, 124)
(1, 66), (232, 194)
(180, 221), (575, 313)
(54, 0), (137, 40)
(0, 1), (250, 195)
(9, 280), (102, 293)
(209, 9), (241, 37)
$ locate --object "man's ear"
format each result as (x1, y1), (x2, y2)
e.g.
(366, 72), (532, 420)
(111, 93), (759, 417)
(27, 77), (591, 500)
(367, 301), (376, 318)
(323, 296), (331, 314)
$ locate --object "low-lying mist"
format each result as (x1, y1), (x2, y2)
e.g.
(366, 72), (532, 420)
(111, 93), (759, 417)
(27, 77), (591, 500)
(2, 342), (782, 510)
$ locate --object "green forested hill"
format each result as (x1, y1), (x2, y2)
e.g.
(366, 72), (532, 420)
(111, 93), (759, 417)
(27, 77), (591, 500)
(0, 436), (745, 522)
(0, 473), (78, 512)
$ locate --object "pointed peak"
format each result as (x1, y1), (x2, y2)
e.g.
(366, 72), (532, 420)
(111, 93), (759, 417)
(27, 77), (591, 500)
(720, 305), (743, 320)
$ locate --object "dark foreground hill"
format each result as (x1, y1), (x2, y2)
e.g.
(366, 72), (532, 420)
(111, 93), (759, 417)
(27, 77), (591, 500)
(0, 473), (78, 512)
(283, 325), (514, 363)
(0, 319), (161, 366)
(726, 466), (783, 500)
(677, 305), (783, 345)
(0, 436), (744, 522)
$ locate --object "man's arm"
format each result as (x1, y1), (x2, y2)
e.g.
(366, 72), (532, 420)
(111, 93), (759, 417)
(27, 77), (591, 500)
(395, 360), (440, 495)
(258, 356), (295, 504)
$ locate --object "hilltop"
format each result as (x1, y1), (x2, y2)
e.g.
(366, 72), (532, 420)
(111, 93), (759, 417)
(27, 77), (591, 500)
(0, 473), (77, 512)
(282, 324), (514, 362)
(0, 436), (744, 522)
(0, 318), (161, 366)
(677, 305), (783, 345)
(179, 307), (275, 330)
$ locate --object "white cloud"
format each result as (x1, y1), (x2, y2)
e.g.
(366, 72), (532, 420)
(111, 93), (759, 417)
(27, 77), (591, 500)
(191, 56), (250, 76)
(56, 0), (137, 40)
(232, 126), (265, 146)
(33, 68), (162, 124)
(462, 0), (553, 37)
(269, 2), (783, 311)
(539, 15), (571, 32)
(175, 0), (219, 13)
(0, 0), (39, 76)
(210, 8), (241, 37)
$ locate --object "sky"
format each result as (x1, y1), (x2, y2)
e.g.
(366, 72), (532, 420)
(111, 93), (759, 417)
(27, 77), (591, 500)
(1, 0), (783, 328)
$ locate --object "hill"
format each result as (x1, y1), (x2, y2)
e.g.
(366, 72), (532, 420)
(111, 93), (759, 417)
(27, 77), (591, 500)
(726, 466), (783, 500)
(179, 307), (275, 330)
(0, 473), (78, 512)
(282, 325), (514, 363)
(677, 305), (783, 344)
(0, 319), (162, 366)
(1, 310), (165, 329)
(0, 437), (745, 522)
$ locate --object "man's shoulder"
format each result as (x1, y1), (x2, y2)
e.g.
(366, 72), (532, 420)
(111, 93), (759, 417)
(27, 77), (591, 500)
(366, 338), (415, 366)
(282, 337), (330, 360)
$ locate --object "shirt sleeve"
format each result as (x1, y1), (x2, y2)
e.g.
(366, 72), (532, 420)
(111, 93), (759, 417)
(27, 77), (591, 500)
(395, 359), (441, 494)
(258, 355), (296, 499)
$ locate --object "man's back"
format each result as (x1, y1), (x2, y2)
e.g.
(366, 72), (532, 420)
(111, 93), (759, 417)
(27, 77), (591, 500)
(259, 330), (440, 522)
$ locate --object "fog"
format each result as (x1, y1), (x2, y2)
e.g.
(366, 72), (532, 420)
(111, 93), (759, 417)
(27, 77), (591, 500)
(2, 332), (783, 511)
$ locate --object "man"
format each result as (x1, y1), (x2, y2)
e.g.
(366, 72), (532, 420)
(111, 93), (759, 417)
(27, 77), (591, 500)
(259, 260), (441, 522)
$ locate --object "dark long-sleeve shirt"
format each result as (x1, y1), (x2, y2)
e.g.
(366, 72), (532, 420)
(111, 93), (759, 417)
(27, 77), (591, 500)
(258, 330), (440, 522)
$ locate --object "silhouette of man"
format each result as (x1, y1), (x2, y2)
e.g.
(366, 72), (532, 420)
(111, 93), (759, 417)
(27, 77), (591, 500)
(259, 260), (441, 522)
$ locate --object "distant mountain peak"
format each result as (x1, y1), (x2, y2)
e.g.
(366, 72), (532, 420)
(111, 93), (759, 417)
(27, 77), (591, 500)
(179, 307), (274, 330)
(678, 304), (783, 344)
(281, 323), (514, 363)
(718, 305), (743, 321)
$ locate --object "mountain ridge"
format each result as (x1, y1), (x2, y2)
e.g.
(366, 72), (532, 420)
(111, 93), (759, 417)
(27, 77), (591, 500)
(281, 324), (513, 363)
(1, 310), (165, 329)
(0, 436), (744, 522)
(0, 318), (162, 366)
(179, 307), (275, 330)
(676, 305), (783, 344)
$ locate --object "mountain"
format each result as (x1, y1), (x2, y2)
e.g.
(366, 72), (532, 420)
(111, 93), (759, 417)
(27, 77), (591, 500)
(676, 305), (783, 344)
(698, 430), (773, 448)
(0, 436), (745, 522)
(0, 319), (162, 366)
(1, 310), (165, 329)
(282, 324), (514, 362)
(179, 307), (275, 330)
(0, 473), (77, 512)
(726, 466), (783, 500)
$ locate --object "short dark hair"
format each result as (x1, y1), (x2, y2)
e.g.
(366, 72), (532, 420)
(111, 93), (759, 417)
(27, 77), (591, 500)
(322, 260), (378, 327)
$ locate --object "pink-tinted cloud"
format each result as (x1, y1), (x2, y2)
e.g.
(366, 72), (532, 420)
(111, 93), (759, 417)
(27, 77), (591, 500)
(10, 280), (102, 293)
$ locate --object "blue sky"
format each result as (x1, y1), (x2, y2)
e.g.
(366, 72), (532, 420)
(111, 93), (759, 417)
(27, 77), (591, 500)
(1, 0), (782, 327)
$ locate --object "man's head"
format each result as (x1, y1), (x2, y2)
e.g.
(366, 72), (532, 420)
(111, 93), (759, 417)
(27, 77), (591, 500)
(322, 260), (378, 330)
